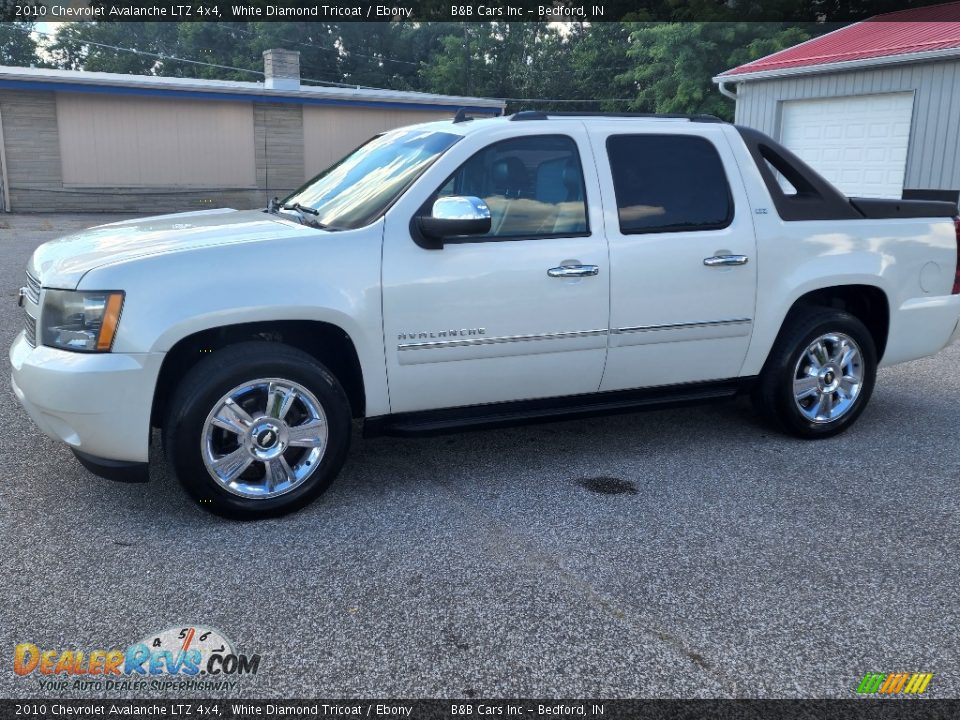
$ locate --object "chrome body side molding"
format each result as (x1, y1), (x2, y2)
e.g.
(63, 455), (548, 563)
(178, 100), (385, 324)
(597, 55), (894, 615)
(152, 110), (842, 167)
(611, 318), (753, 348)
(396, 318), (754, 363)
(398, 328), (609, 351)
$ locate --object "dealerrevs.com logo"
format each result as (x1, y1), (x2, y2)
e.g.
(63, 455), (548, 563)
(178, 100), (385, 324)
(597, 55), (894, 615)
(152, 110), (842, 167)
(13, 625), (261, 692)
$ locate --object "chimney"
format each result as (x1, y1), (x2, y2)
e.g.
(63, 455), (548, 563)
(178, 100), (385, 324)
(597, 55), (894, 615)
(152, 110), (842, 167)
(263, 48), (300, 91)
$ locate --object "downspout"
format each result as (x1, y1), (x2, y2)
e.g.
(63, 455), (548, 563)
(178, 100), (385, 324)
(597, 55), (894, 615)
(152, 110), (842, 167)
(0, 107), (9, 212)
(717, 80), (738, 101)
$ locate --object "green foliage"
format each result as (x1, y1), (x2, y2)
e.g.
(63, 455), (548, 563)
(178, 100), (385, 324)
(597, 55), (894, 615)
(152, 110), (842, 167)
(624, 23), (815, 120)
(558, 23), (637, 111)
(421, 23), (553, 100)
(47, 23), (189, 75)
(421, 22), (637, 112)
(29, 21), (833, 116)
(0, 22), (39, 67)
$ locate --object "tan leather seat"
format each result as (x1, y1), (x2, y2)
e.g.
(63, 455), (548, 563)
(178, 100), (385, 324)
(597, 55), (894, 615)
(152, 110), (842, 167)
(552, 159), (587, 234)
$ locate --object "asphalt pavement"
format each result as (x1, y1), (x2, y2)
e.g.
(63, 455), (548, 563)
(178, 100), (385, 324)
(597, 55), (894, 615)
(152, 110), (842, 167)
(1, 213), (958, 699)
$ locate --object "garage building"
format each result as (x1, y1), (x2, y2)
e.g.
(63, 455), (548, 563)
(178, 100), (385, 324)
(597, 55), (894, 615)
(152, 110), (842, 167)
(713, 3), (960, 201)
(0, 49), (503, 213)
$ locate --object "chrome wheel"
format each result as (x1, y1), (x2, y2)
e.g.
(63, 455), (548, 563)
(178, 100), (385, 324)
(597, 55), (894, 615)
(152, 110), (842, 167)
(793, 332), (864, 424)
(201, 378), (328, 499)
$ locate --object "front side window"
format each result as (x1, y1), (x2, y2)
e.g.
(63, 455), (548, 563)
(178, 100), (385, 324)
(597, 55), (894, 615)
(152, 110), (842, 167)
(435, 135), (588, 240)
(283, 129), (460, 230)
(607, 134), (733, 234)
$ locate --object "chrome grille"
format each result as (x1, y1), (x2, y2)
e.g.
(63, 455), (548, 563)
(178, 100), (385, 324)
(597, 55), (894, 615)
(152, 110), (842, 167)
(25, 271), (41, 305)
(23, 306), (36, 347)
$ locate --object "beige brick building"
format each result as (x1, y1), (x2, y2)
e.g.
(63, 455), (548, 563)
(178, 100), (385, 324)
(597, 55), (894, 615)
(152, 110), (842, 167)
(0, 49), (503, 213)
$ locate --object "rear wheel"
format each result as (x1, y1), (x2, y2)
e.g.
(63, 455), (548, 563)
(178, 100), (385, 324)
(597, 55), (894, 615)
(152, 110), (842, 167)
(754, 309), (877, 438)
(163, 342), (351, 519)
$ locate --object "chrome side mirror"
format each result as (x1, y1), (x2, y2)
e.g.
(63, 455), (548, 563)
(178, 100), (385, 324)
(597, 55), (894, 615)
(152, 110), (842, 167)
(418, 196), (492, 247)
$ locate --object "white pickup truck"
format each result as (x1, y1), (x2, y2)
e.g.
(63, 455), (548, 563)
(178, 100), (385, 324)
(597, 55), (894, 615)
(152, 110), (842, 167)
(11, 112), (960, 518)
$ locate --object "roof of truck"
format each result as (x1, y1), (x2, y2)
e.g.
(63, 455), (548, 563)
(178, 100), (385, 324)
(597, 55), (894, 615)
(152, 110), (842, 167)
(404, 111), (728, 137)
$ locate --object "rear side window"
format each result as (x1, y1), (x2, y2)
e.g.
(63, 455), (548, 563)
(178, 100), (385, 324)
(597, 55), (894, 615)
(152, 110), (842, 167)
(606, 135), (733, 234)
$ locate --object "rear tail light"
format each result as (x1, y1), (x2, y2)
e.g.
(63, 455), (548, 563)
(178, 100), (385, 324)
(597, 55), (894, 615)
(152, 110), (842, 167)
(954, 217), (960, 294)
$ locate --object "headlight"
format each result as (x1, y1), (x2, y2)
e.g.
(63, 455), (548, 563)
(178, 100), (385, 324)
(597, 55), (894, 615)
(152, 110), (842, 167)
(41, 290), (124, 352)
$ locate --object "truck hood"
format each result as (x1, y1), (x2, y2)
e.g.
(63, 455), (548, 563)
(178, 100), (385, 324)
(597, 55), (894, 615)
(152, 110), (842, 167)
(29, 208), (315, 289)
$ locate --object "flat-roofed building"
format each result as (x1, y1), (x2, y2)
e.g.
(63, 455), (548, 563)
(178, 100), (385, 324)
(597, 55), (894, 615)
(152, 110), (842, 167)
(0, 49), (504, 212)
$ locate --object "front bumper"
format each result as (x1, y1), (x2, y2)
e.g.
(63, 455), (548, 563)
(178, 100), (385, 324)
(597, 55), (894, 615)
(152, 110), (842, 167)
(72, 449), (148, 483)
(9, 333), (163, 463)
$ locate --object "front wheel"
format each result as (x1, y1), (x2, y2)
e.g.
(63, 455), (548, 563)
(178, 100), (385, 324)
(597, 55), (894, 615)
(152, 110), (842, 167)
(754, 309), (877, 439)
(163, 342), (352, 519)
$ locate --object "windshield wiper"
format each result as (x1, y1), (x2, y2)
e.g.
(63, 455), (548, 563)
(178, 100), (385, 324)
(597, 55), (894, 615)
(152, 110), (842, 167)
(284, 201), (319, 215)
(280, 202), (330, 229)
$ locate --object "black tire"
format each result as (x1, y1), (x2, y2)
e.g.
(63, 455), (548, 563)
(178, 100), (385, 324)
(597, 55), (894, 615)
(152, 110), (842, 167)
(754, 308), (877, 439)
(163, 341), (352, 519)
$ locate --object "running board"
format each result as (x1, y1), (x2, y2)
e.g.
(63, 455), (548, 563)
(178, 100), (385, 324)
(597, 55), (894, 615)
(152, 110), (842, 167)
(364, 379), (750, 437)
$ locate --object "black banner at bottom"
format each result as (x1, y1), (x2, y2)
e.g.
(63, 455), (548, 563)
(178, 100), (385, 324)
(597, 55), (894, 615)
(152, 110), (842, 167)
(2, 700), (960, 720)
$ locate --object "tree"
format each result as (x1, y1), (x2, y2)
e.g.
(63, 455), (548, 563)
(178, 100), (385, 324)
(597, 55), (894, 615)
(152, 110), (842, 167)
(420, 22), (570, 106)
(622, 22), (816, 119)
(554, 23), (636, 111)
(45, 23), (183, 74)
(33, 20), (833, 118)
(335, 22), (431, 91)
(39, 21), (431, 89)
(0, 22), (40, 67)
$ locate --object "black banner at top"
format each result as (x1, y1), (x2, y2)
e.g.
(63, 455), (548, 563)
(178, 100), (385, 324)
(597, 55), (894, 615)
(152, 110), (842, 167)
(7, 0), (960, 22)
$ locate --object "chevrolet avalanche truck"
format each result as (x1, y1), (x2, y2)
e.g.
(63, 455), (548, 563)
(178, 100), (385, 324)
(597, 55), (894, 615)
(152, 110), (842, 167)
(11, 112), (960, 518)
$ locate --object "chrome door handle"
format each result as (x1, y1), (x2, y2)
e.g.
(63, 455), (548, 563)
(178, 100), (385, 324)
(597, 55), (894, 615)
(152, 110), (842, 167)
(703, 254), (749, 267)
(547, 264), (600, 278)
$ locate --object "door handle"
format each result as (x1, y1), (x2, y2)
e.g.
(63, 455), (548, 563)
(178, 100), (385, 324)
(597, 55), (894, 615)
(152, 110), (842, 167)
(703, 254), (749, 267)
(547, 264), (600, 278)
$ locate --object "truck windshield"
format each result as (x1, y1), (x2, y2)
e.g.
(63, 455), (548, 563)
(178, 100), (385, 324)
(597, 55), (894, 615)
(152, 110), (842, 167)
(281, 129), (461, 230)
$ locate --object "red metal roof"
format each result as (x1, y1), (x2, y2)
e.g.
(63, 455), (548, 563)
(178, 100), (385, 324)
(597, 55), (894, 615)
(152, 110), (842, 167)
(720, 2), (960, 77)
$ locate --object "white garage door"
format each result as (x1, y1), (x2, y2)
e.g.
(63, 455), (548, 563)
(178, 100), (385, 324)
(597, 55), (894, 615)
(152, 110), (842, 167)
(780, 92), (914, 199)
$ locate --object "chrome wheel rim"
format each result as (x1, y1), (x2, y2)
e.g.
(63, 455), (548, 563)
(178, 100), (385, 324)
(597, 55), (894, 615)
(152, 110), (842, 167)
(793, 332), (864, 424)
(201, 378), (328, 499)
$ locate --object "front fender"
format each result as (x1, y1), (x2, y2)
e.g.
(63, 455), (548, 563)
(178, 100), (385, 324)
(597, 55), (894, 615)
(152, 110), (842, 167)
(79, 223), (389, 416)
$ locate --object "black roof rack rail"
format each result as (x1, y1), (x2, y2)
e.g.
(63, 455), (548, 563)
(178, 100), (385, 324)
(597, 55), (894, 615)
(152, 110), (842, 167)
(509, 110), (725, 123)
(452, 108), (475, 124)
(510, 110), (549, 121)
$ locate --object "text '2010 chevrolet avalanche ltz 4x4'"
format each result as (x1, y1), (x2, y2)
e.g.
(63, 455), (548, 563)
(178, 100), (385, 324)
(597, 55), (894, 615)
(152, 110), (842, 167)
(11, 112), (960, 518)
